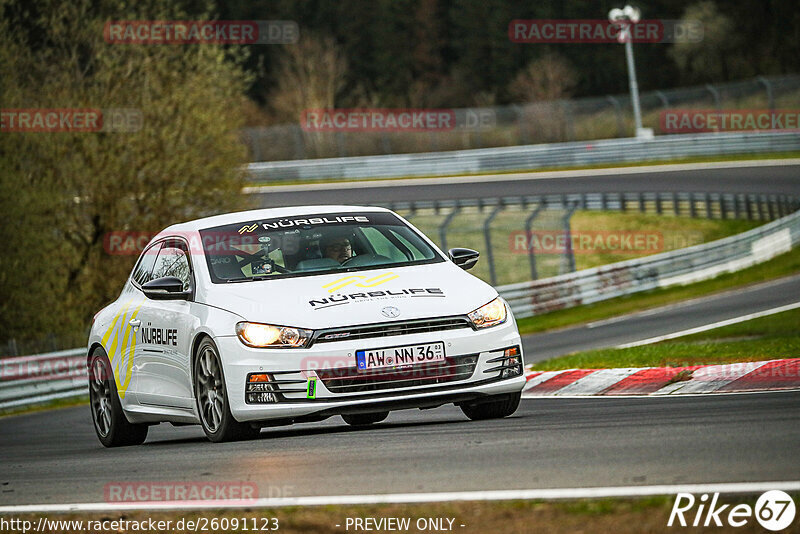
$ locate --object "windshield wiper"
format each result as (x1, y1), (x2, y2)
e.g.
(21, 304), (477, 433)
(225, 276), (258, 283)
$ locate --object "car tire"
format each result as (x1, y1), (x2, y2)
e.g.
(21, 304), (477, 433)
(459, 392), (521, 421)
(194, 338), (261, 443)
(88, 348), (149, 447)
(341, 411), (389, 426)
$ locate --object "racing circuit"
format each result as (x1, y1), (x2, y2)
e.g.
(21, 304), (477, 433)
(1, 162), (799, 508)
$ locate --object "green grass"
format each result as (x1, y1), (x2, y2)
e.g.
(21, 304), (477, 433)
(517, 246), (800, 336)
(404, 209), (760, 285)
(532, 304), (800, 371)
(8, 494), (782, 534)
(0, 394), (88, 418)
(246, 151), (800, 187)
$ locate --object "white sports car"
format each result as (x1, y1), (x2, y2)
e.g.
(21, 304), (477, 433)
(87, 206), (525, 446)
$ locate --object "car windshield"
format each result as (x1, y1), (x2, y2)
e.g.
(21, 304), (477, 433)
(200, 211), (443, 283)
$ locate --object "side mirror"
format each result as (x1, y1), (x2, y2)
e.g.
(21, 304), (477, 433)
(448, 248), (480, 271)
(142, 276), (191, 300)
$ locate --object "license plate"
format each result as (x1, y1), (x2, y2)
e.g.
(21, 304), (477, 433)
(356, 342), (445, 371)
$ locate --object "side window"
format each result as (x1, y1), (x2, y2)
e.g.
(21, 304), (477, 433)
(151, 242), (192, 291)
(132, 243), (161, 286)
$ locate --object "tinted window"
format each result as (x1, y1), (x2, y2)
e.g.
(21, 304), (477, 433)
(200, 212), (443, 283)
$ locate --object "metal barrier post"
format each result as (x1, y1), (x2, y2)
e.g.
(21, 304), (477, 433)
(293, 125), (306, 159)
(525, 203), (545, 280)
(483, 204), (505, 286)
(757, 76), (775, 111)
(606, 96), (626, 137)
(438, 205), (461, 251)
(560, 203), (580, 274)
(706, 84), (721, 112)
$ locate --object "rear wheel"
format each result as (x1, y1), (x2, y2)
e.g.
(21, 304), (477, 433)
(88, 348), (148, 447)
(459, 392), (520, 421)
(342, 411), (389, 426)
(194, 338), (260, 443)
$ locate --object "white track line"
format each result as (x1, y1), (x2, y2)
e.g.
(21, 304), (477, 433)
(3, 482), (800, 514)
(616, 301), (800, 349)
(243, 158), (800, 194)
(585, 274), (800, 329)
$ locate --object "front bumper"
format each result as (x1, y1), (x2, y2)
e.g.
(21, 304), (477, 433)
(215, 317), (524, 423)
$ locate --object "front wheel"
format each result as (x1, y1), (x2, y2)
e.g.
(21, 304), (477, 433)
(342, 411), (389, 426)
(88, 348), (148, 447)
(194, 338), (260, 443)
(459, 392), (521, 421)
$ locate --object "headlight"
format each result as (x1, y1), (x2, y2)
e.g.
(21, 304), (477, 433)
(468, 297), (507, 329)
(236, 322), (312, 348)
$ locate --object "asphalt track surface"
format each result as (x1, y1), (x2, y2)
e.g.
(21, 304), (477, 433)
(2, 163), (799, 507)
(1, 392), (798, 506)
(2, 278), (799, 506)
(520, 274), (800, 363)
(251, 162), (800, 207)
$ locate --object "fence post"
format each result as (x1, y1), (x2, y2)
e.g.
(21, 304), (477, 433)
(757, 76), (775, 112)
(690, 192), (698, 218)
(516, 105), (530, 145)
(746, 195), (754, 220)
(560, 203), (580, 275)
(706, 84), (721, 113)
(673, 192), (680, 216)
(720, 194), (728, 219)
(438, 205), (461, 251)
(705, 192), (713, 219)
(483, 203), (505, 286)
(525, 203), (546, 280)
(606, 95), (625, 138)
(336, 132), (347, 157)
(561, 101), (575, 142)
(757, 195), (766, 220)
(381, 133), (392, 155)
(404, 203), (417, 222)
(293, 125), (306, 159)
(654, 90), (670, 109)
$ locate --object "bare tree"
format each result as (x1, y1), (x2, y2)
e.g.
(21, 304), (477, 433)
(669, 1), (739, 82)
(269, 33), (348, 122)
(509, 52), (578, 103)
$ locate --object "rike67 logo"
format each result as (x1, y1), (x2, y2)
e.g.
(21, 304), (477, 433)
(669, 491), (796, 531)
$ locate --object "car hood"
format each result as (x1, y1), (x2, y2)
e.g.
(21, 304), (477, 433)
(203, 262), (497, 329)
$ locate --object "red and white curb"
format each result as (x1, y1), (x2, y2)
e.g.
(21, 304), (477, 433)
(522, 358), (800, 396)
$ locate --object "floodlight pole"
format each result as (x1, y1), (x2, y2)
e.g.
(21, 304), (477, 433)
(623, 30), (643, 135)
(609, 5), (646, 138)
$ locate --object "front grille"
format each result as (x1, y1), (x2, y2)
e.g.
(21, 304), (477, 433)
(316, 354), (478, 394)
(311, 317), (472, 346)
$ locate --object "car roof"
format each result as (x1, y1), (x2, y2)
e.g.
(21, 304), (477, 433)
(160, 205), (393, 234)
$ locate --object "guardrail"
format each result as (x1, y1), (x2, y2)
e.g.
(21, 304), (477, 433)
(498, 208), (800, 318)
(0, 349), (87, 410)
(247, 131), (800, 182)
(4, 200), (800, 410)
